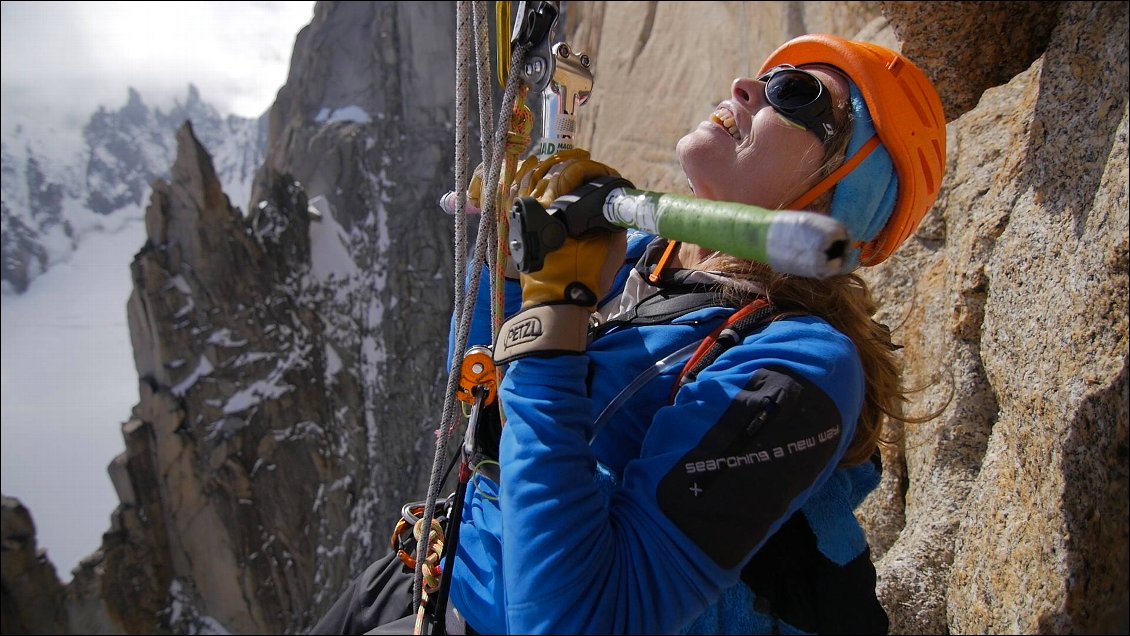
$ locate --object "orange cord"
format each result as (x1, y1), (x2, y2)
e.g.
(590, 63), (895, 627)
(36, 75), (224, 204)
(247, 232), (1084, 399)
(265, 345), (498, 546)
(786, 134), (880, 211)
(648, 240), (681, 285)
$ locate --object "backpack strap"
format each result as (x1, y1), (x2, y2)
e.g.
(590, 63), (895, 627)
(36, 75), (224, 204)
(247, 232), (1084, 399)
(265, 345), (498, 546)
(670, 297), (780, 402)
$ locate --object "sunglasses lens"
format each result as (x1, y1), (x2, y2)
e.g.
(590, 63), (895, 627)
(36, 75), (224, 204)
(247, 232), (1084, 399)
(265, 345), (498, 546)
(757, 67), (836, 141)
(765, 71), (822, 111)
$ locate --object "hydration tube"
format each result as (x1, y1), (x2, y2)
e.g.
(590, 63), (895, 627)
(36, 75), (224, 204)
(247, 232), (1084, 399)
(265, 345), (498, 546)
(590, 339), (700, 437)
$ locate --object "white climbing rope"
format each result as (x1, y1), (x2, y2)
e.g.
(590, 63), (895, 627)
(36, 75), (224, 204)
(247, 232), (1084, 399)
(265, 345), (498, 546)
(412, 0), (532, 616)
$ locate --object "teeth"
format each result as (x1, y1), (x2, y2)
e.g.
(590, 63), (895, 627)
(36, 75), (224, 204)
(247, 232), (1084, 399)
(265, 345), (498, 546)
(710, 106), (740, 140)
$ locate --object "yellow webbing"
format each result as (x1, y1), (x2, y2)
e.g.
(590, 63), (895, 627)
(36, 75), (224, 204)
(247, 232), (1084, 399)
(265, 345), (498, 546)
(496, 1), (511, 88)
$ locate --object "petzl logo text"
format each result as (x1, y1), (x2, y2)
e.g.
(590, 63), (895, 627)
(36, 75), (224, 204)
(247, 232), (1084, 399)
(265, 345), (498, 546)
(506, 317), (543, 346)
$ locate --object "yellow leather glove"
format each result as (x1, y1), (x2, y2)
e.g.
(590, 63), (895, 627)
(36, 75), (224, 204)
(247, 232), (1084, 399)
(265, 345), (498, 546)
(466, 162), (488, 211)
(511, 148), (610, 205)
(465, 162), (523, 279)
(469, 149), (618, 215)
(493, 150), (630, 363)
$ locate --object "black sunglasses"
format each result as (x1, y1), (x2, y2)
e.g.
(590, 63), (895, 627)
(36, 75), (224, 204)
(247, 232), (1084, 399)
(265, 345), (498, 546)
(757, 65), (838, 142)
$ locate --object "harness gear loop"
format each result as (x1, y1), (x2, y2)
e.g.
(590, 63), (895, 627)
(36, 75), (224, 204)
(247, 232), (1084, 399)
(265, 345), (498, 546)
(412, 519), (446, 636)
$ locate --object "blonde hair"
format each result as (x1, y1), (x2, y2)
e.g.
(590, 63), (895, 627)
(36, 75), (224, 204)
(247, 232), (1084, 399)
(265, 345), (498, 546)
(708, 262), (904, 466)
(696, 108), (911, 467)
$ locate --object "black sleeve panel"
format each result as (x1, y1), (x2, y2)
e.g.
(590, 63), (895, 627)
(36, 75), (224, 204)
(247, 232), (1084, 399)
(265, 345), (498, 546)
(741, 512), (889, 634)
(657, 365), (844, 569)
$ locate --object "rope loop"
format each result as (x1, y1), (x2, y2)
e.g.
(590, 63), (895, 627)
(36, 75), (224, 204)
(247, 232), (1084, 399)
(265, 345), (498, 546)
(505, 88), (534, 161)
(471, 458), (502, 501)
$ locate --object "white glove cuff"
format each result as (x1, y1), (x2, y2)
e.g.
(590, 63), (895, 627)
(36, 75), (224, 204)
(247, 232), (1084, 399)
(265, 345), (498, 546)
(493, 304), (591, 364)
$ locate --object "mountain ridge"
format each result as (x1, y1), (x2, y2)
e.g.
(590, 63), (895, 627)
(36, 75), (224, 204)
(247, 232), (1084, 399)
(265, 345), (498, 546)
(1, 84), (266, 294)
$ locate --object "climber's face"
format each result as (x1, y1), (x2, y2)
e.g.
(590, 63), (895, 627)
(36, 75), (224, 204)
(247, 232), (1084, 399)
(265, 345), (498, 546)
(676, 64), (849, 209)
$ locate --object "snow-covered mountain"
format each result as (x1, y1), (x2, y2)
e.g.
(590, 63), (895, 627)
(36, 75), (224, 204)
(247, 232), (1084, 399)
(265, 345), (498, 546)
(1, 85), (266, 294)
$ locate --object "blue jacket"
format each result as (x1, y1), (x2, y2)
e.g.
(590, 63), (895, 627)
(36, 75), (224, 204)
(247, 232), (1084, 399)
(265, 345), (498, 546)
(448, 231), (882, 634)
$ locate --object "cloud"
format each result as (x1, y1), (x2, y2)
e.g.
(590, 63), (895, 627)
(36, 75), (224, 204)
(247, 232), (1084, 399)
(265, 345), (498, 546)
(1, 0), (315, 133)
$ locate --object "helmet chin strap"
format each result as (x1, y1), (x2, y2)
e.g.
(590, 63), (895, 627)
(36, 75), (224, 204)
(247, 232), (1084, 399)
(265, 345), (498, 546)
(786, 134), (880, 212)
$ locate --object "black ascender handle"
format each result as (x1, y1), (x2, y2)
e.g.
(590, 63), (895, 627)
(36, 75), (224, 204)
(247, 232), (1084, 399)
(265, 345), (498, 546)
(507, 175), (634, 273)
(511, 1), (560, 95)
(508, 197), (564, 274)
(512, 1), (558, 48)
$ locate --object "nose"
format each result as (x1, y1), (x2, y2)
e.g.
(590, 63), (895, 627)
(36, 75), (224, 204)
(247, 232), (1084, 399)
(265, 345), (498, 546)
(732, 77), (762, 109)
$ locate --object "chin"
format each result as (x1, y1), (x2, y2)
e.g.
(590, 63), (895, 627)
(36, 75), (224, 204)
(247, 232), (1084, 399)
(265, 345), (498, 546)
(675, 133), (710, 190)
(675, 132), (693, 164)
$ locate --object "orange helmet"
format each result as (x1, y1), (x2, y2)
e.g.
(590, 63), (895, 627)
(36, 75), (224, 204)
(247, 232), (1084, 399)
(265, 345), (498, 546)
(761, 34), (947, 266)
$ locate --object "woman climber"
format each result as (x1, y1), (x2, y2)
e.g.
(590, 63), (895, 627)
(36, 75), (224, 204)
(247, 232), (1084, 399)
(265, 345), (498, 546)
(312, 32), (946, 635)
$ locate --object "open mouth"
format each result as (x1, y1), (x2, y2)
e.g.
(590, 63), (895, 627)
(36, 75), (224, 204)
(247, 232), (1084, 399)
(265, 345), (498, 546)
(710, 105), (740, 141)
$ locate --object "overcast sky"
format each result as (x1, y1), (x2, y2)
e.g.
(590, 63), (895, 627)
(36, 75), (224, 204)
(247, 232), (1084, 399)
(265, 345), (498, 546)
(1, 0), (317, 137)
(0, 0), (316, 582)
